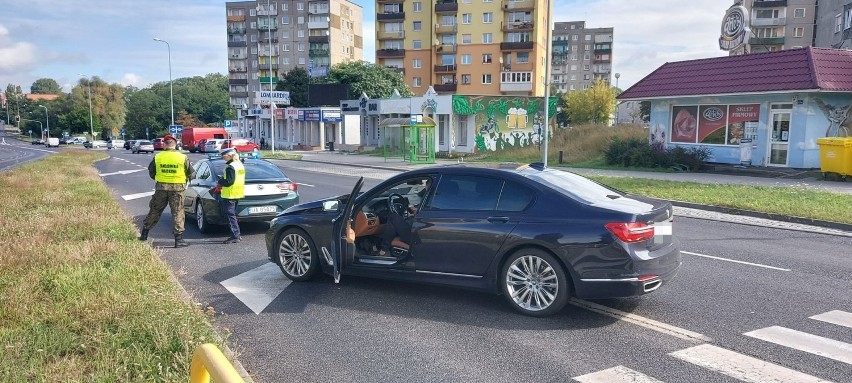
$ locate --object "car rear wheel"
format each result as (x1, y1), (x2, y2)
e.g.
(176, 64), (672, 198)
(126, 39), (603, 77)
(500, 248), (569, 317)
(195, 200), (211, 233)
(276, 228), (319, 281)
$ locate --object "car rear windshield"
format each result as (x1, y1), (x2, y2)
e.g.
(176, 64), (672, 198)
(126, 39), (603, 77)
(212, 160), (288, 181)
(138, 141), (152, 145)
(524, 169), (624, 205)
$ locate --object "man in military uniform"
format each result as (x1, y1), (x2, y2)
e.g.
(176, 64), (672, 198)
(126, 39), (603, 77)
(139, 134), (195, 247)
(217, 147), (245, 244)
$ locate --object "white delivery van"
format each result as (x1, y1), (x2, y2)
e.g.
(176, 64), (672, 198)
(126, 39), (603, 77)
(46, 137), (60, 147)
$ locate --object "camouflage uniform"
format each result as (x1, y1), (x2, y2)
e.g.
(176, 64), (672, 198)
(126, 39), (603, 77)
(142, 151), (195, 235)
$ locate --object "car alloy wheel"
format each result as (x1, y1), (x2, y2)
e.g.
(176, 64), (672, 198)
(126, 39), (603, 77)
(195, 200), (210, 233)
(501, 249), (569, 317)
(276, 228), (319, 281)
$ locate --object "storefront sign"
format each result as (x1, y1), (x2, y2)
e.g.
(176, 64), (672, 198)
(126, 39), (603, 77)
(321, 110), (341, 123)
(672, 104), (760, 145)
(274, 109), (284, 119)
(285, 108), (299, 120)
(301, 110), (321, 121)
(255, 91), (291, 105)
(719, 4), (750, 51)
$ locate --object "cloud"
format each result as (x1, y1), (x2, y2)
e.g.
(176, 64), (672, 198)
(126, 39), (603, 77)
(0, 24), (38, 75)
(362, 21), (376, 62)
(120, 73), (142, 87)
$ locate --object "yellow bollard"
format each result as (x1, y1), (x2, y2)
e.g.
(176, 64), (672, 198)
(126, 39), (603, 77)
(189, 343), (246, 383)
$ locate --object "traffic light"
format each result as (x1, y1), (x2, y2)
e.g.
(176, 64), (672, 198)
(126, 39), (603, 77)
(15, 115), (20, 123)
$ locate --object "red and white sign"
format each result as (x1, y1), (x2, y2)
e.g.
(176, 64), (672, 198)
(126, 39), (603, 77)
(285, 107), (299, 120)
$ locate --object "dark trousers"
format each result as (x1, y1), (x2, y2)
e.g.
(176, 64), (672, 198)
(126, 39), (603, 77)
(222, 198), (241, 239)
(380, 213), (412, 251)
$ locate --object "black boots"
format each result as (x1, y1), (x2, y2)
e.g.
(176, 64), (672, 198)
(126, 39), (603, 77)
(175, 234), (189, 248)
(139, 229), (149, 241)
(223, 237), (241, 244)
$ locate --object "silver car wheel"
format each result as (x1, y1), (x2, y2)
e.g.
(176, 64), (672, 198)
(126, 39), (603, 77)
(278, 233), (312, 277)
(505, 255), (559, 312)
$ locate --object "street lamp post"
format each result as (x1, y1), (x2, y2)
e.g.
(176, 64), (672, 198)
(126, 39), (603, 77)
(614, 73), (621, 125)
(541, 0), (554, 167)
(38, 105), (50, 139)
(78, 73), (95, 138)
(153, 38), (175, 127)
(267, 0), (276, 154)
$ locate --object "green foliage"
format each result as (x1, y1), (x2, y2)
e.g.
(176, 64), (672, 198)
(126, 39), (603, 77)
(604, 138), (711, 171)
(278, 67), (310, 107)
(323, 61), (413, 99)
(30, 78), (61, 94)
(564, 78), (616, 124)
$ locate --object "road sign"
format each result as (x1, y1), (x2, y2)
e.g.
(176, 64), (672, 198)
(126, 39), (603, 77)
(168, 125), (184, 134)
(113, 128), (119, 136)
(224, 120), (232, 128)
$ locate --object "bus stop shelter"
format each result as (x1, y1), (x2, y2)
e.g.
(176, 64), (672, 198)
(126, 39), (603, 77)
(379, 117), (436, 164)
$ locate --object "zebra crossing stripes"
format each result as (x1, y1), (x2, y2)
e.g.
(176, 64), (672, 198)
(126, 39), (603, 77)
(572, 365), (664, 383)
(744, 326), (852, 365)
(669, 344), (831, 383)
(810, 310), (852, 329)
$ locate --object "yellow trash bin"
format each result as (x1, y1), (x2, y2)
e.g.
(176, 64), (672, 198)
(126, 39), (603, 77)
(816, 137), (852, 177)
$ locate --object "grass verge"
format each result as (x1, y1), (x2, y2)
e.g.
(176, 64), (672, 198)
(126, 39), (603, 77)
(258, 150), (302, 160)
(589, 176), (852, 225)
(0, 151), (222, 381)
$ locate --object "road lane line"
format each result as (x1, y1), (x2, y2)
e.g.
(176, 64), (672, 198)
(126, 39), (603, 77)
(681, 251), (791, 272)
(573, 365), (664, 383)
(810, 310), (852, 329)
(296, 182), (315, 187)
(744, 326), (852, 365)
(220, 263), (290, 315)
(99, 169), (145, 176)
(670, 344), (831, 383)
(568, 298), (712, 343)
(121, 191), (155, 201)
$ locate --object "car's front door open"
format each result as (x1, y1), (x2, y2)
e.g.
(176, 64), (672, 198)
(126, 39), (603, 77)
(331, 177), (364, 283)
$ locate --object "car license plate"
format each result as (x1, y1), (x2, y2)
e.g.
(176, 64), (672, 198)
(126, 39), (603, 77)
(248, 206), (276, 214)
(653, 221), (672, 244)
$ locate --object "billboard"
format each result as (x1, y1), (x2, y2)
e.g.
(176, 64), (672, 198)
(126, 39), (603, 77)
(308, 84), (352, 106)
(671, 104), (759, 145)
(452, 95), (558, 153)
(255, 91), (290, 106)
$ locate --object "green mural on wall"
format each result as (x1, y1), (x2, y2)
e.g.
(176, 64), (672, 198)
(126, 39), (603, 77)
(452, 95), (558, 152)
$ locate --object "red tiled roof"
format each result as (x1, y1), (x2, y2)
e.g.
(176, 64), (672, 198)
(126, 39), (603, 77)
(618, 47), (852, 100)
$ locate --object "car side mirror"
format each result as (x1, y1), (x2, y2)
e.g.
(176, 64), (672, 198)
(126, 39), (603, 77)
(322, 200), (340, 212)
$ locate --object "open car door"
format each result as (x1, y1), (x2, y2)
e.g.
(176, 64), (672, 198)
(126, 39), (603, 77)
(330, 177), (364, 283)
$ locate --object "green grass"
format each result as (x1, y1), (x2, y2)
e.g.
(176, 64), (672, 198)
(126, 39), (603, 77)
(258, 150), (302, 160)
(0, 150), (224, 381)
(589, 176), (852, 224)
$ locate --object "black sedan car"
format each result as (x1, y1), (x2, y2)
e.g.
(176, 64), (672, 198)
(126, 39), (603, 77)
(184, 158), (300, 233)
(265, 164), (680, 317)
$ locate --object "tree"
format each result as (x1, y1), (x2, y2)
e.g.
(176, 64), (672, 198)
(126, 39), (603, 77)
(323, 61), (413, 99)
(31, 78), (62, 94)
(277, 67), (310, 107)
(564, 79), (616, 125)
(124, 88), (163, 139)
(71, 77), (125, 133)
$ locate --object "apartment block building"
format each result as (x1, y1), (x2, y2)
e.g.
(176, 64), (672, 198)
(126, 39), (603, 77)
(813, 0), (852, 49)
(226, 0), (363, 109)
(375, 0), (549, 96)
(550, 21), (614, 93)
(725, 0), (816, 55)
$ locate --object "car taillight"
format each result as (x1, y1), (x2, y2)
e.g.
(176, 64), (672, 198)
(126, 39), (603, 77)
(605, 222), (654, 243)
(277, 182), (296, 191)
(210, 186), (222, 195)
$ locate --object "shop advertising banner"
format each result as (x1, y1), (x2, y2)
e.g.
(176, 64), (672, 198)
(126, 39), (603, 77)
(671, 104), (759, 145)
(671, 106), (698, 143)
(727, 104), (760, 145)
(698, 105), (727, 144)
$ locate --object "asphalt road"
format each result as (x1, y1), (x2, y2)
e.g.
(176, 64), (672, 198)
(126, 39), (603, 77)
(0, 131), (59, 171)
(88, 148), (852, 382)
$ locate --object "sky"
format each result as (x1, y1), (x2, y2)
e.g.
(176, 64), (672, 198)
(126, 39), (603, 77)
(0, 0), (733, 93)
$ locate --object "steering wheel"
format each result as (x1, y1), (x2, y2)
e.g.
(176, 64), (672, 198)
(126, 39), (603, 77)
(388, 193), (408, 217)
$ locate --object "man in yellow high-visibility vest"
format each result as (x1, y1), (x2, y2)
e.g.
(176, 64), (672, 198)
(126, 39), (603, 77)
(217, 148), (245, 244)
(140, 134), (195, 247)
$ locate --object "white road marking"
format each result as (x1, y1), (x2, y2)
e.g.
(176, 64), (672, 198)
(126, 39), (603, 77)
(121, 191), (155, 201)
(681, 251), (791, 272)
(573, 365), (664, 383)
(99, 169), (145, 176)
(810, 310), (852, 329)
(670, 344), (831, 383)
(220, 262), (290, 315)
(744, 326), (852, 365)
(296, 182), (314, 187)
(568, 298), (712, 343)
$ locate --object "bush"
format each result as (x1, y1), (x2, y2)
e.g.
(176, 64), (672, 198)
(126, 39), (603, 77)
(604, 139), (711, 171)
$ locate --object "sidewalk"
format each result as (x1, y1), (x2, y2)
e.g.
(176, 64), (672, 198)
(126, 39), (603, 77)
(292, 150), (852, 195)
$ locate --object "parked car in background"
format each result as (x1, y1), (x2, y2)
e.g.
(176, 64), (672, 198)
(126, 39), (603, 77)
(84, 140), (107, 149)
(31, 138), (45, 145)
(124, 140), (137, 150)
(46, 137), (60, 147)
(203, 139), (226, 153)
(67, 137), (88, 145)
(107, 139), (125, 150)
(265, 164), (681, 317)
(184, 158), (300, 233)
(132, 140), (154, 154)
(152, 138), (164, 150)
(221, 138), (260, 153)
(197, 138), (209, 153)
(59, 137), (70, 144)
(181, 127), (228, 153)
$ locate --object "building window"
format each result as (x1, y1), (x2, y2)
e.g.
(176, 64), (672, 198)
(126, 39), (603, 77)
(584, 44), (591, 50)
(462, 34), (471, 44)
(462, 13), (471, 24)
(482, 74), (492, 84)
(413, 58), (422, 68)
(413, 40), (422, 49)
(298, 43), (305, 51)
(251, 47), (257, 54)
(283, 30), (290, 39)
(297, 2), (304, 10)
(572, 35), (579, 41)
(570, 65), (577, 71)
(282, 3), (287, 10)
(585, 34), (591, 41)
(297, 30), (305, 38)
(457, 116), (468, 146)
(516, 52), (529, 63)
(847, 9), (852, 30)
(250, 9), (256, 16)
(482, 53), (492, 63)
(283, 43), (290, 51)
(297, 16), (304, 24)
(483, 12), (493, 23)
(251, 34), (257, 42)
(414, 21), (422, 31)
(755, 9), (780, 19)
(794, 27), (804, 37)
(570, 74), (576, 81)
(583, 84), (590, 90)
(413, 2), (422, 12)
(299, 57), (305, 65)
(583, 53), (590, 60)
(461, 54), (471, 64)
(794, 8), (805, 18)
(571, 54), (577, 61)
(413, 77), (422, 87)
(837, 14), (843, 33)
(483, 33), (493, 43)
(584, 64), (590, 70)
(282, 16), (290, 24)
(461, 74), (471, 84)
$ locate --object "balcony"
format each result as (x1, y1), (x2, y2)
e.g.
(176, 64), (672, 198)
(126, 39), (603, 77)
(436, 44), (457, 53)
(229, 53), (247, 59)
(230, 91), (249, 98)
(258, 77), (280, 84)
(258, 24), (278, 31)
(228, 28), (246, 35)
(377, 12), (405, 21)
(433, 83), (458, 92)
(752, 17), (786, 26)
(594, 47), (612, 54)
(435, 24), (457, 34)
(593, 56), (611, 63)
(593, 67), (611, 74)
(308, 20), (330, 29)
(435, 1), (458, 12)
(260, 64), (280, 71)
(227, 15), (246, 22)
(753, 0), (787, 7)
(500, 82), (532, 92)
(502, 0), (535, 11)
(309, 48), (330, 57)
(750, 36), (785, 45)
(595, 35), (613, 43)
(376, 48), (406, 58)
(434, 64), (457, 73)
(229, 67), (248, 73)
(229, 78), (248, 85)
(260, 37), (279, 43)
(228, 40), (247, 47)
(259, 49), (279, 56)
(378, 30), (405, 40)
(500, 41), (534, 51)
(385, 66), (405, 75)
(309, 7), (330, 14)
(502, 21), (534, 32)
(257, 7), (277, 16)
(308, 35), (330, 44)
